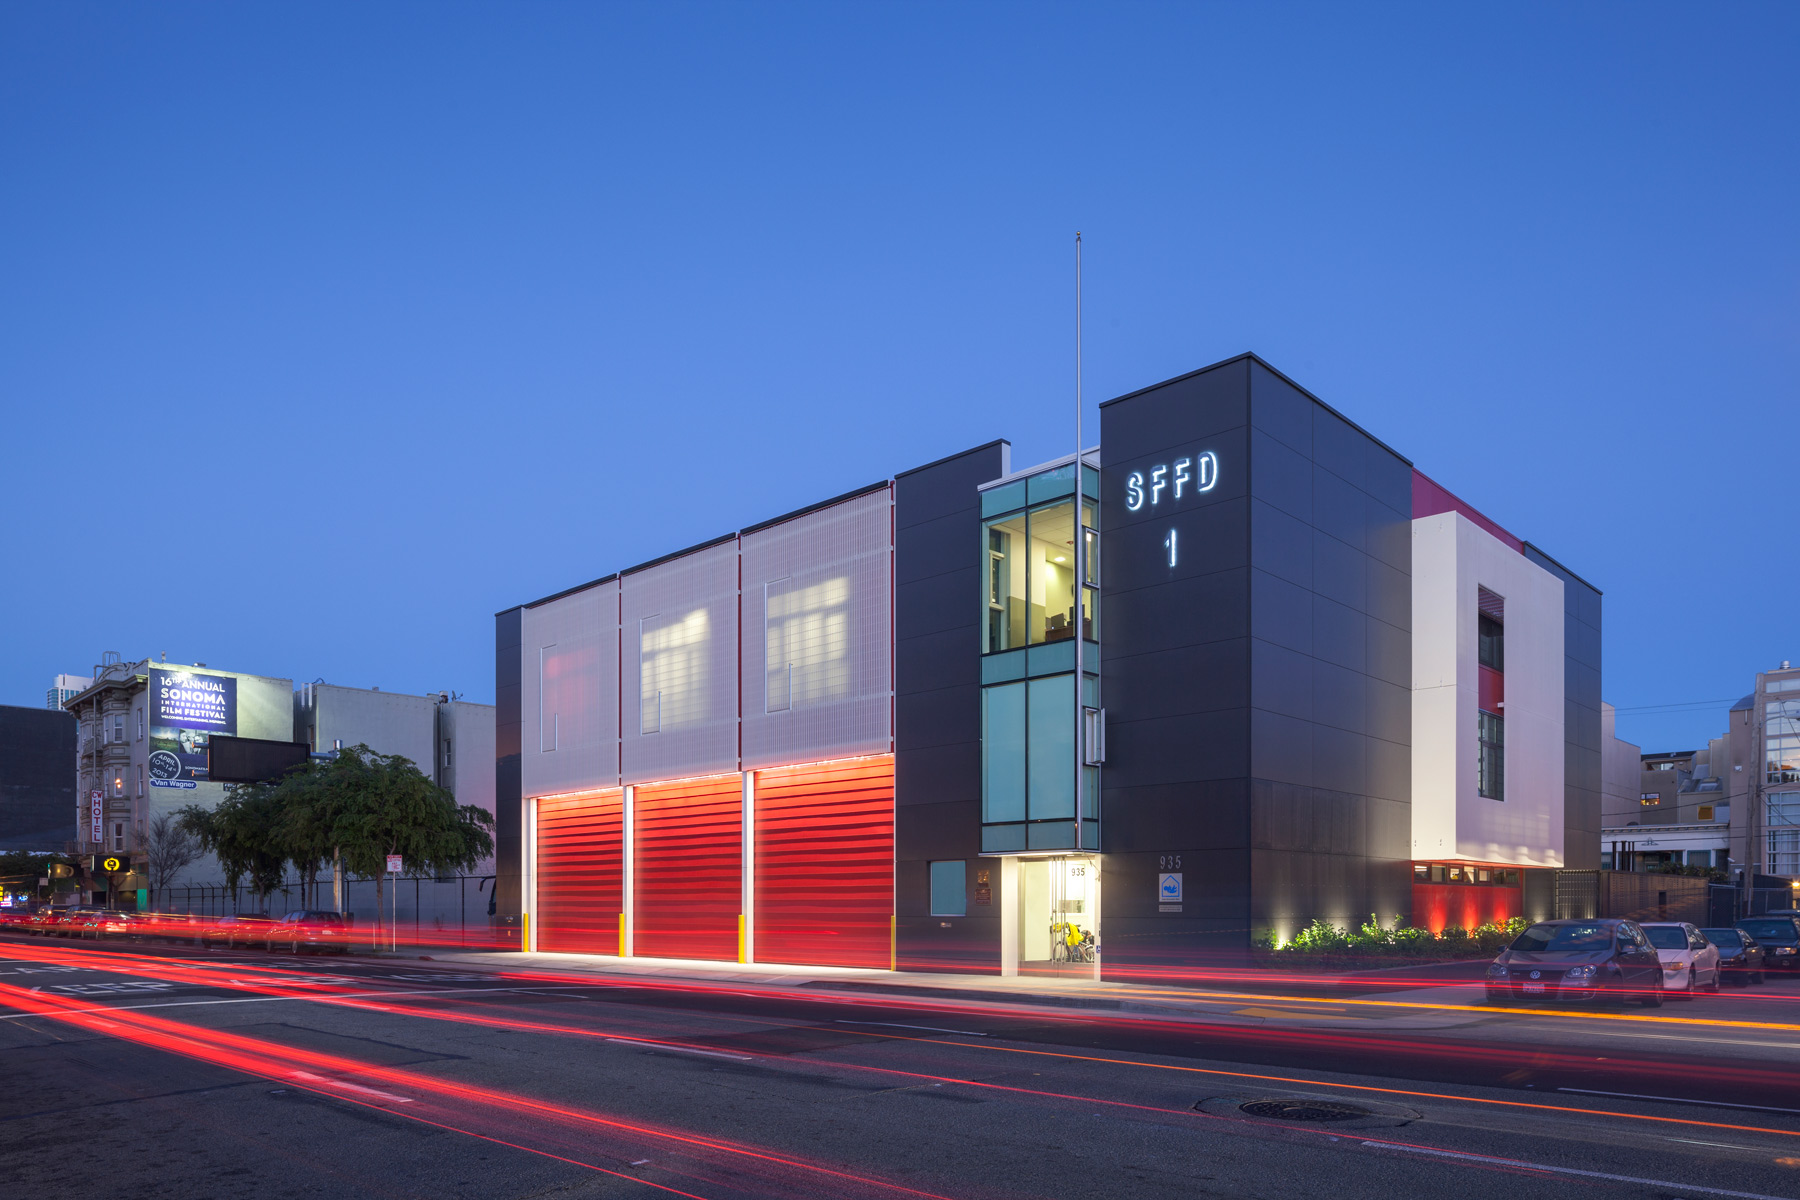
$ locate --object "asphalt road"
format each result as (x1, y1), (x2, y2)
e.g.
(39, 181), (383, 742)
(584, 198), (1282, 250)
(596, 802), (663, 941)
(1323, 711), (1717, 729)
(5, 933), (1800, 1200)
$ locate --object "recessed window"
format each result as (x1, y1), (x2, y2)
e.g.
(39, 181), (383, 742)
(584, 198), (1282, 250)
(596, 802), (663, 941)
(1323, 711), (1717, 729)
(929, 860), (966, 916)
(1479, 712), (1505, 800)
(1478, 613), (1504, 671)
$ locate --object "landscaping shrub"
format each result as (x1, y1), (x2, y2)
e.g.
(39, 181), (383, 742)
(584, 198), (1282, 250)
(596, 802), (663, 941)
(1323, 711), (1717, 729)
(1258, 914), (1508, 969)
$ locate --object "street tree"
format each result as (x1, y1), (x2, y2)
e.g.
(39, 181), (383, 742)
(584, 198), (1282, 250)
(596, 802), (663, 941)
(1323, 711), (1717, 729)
(270, 744), (493, 945)
(176, 783), (288, 912)
(143, 812), (203, 909)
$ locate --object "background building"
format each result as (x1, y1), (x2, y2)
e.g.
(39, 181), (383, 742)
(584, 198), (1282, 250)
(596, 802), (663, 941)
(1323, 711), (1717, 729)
(62, 656), (494, 907)
(1602, 662), (1800, 887)
(500, 353), (1604, 975)
(46, 674), (91, 711)
(0, 703), (76, 852)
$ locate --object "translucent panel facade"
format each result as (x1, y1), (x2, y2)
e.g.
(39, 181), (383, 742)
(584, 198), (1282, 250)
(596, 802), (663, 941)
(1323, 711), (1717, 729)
(621, 541), (741, 785)
(741, 488), (894, 770)
(521, 580), (620, 799)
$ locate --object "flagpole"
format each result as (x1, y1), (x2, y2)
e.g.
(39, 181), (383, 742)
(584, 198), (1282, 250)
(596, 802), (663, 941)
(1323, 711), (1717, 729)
(1073, 232), (1085, 853)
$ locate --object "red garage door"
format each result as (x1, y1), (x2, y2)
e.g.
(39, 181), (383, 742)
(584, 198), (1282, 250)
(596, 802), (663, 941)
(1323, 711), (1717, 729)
(634, 775), (742, 961)
(536, 790), (623, 955)
(754, 756), (894, 969)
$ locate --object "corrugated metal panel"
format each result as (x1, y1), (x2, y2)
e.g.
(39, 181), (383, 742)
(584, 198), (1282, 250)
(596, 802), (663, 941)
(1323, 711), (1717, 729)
(634, 774), (742, 961)
(741, 488), (893, 771)
(522, 581), (620, 798)
(621, 542), (740, 785)
(536, 789), (623, 955)
(754, 756), (894, 968)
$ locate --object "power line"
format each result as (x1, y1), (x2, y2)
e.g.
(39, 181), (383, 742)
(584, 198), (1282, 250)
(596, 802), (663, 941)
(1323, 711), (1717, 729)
(1611, 698), (1741, 714)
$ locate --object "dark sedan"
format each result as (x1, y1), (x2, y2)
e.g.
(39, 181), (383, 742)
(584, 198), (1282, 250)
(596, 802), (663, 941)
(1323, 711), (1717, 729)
(1736, 916), (1800, 969)
(265, 910), (352, 955)
(1701, 927), (1766, 985)
(1486, 918), (1665, 1006)
(209, 913), (276, 949)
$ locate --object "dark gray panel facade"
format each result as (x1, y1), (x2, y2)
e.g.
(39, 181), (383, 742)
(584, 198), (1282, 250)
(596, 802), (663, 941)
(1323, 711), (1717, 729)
(0, 704), (76, 851)
(894, 440), (1009, 973)
(1524, 545), (1603, 871)
(1097, 355), (1413, 967)
(1247, 362), (1414, 939)
(495, 607), (523, 919)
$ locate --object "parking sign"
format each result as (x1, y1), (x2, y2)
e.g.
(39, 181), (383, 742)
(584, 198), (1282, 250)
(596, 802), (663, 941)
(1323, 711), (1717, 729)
(386, 854), (403, 874)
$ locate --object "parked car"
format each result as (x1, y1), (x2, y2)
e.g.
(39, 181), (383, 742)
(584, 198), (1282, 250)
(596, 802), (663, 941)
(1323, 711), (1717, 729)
(209, 913), (276, 949)
(76, 910), (146, 940)
(1639, 922), (1722, 998)
(23, 907), (70, 935)
(141, 911), (209, 945)
(0, 906), (36, 929)
(1486, 918), (1666, 1006)
(1736, 916), (1800, 969)
(1701, 927), (1767, 985)
(51, 906), (106, 938)
(265, 910), (352, 955)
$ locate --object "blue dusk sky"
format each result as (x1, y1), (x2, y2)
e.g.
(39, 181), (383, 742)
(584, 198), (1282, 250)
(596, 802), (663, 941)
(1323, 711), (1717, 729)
(2, 3), (1794, 753)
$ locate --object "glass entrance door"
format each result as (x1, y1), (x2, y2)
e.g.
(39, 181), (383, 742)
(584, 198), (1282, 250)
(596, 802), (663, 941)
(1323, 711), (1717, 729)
(1017, 855), (1098, 977)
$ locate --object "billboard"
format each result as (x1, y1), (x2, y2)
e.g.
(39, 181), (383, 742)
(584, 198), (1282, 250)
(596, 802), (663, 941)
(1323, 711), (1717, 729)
(148, 668), (237, 783)
(208, 735), (310, 784)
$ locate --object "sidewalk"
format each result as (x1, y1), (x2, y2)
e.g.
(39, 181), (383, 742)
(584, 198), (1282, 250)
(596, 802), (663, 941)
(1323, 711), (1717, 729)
(388, 947), (1493, 1024)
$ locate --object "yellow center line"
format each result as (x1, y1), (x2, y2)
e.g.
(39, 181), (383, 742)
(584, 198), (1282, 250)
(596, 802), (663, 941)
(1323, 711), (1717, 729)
(860, 1030), (1800, 1140)
(1059, 986), (1800, 1033)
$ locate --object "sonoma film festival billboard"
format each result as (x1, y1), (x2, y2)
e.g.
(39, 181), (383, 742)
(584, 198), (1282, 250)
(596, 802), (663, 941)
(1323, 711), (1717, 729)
(148, 668), (237, 784)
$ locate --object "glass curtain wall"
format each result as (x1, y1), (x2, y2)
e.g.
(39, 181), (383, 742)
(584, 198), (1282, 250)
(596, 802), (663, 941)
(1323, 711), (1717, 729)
(979, 462), (1100, 853)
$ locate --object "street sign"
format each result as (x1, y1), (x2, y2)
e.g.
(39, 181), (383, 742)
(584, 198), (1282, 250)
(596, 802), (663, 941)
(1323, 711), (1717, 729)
(386, 854), (403, 874)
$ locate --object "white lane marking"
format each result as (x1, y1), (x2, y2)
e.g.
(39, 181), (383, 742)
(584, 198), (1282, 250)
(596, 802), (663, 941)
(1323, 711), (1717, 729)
(834, 1020), (988, 1036)
(290, 1070), (414, 1104)
(604, 1038), (752, 1061)
(1558, 1087), (1800, 1117)
(0, 985), (587, 1020)
(1361, 1140), (1796, 1200)
(1672, 1139), (1762, 1150)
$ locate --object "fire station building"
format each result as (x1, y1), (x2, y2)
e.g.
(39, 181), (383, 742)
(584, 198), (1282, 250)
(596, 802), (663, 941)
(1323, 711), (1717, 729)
(495, 354), (1601, 978)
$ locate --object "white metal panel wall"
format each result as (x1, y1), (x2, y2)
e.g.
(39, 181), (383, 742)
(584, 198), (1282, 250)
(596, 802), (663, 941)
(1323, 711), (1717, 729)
(740, 488), (893, 770)
(1411, 512), (1566, 867)
(621, 540), (741, 784)
(522, 580), (621, 798)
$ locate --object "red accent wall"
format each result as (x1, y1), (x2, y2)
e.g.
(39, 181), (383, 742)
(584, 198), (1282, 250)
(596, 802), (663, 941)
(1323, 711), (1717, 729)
(536, 790), (623, 955)
(1479, 664), (1504, 714)
(1411, 882), (1522, 934)
(634, 775), (742, 961)
(754, 756), (894, 969)
(1412, 469), (1524, 553)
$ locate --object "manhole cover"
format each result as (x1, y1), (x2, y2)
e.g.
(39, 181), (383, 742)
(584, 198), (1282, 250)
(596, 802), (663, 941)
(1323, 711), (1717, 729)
(1237, 1099), (1372, 1122)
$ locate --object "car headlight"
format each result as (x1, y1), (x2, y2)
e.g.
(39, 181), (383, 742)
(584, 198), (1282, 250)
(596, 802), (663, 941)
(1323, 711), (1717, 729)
(1487, 963), (1509, 978)
(1564, 965), (1596, 981)
(1670, 960), (1686, 970)
(1777, 947), (1796, 955)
